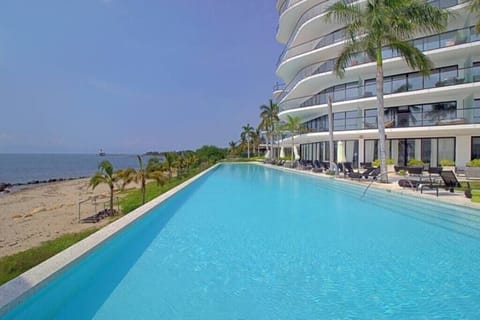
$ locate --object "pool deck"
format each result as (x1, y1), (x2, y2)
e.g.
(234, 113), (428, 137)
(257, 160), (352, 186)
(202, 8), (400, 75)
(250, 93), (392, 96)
(0, 164), (219, 314)
(263, 163), (480, 210)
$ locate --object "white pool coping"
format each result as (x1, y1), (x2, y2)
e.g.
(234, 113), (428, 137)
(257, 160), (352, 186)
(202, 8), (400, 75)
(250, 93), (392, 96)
(0, 164), (219, 314)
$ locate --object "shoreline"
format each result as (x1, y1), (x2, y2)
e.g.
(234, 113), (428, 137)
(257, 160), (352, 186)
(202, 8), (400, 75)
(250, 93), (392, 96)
(0, 176), (90, 195)
(0, 177), (133, 257)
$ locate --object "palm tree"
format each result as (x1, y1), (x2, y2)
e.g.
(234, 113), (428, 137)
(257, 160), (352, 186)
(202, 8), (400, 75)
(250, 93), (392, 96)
(89, 160), (119, 214)
(470, 0), (480, 32)
(241, 124), (254, 158)
(163, 152), (178, 179)
(259, 100), (279, 159)
(228, 140), (237, 155)
(326, 0), (448, 182)
(117, 155), (166, 205)
(283, 115), (304, 160)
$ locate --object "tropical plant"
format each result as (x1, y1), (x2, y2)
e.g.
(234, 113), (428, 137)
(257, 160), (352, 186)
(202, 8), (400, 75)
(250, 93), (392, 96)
(259, 99), (279, 159)
(89, 160), (119, 214)
(241, 124), (255, 158)
(326, 0), (448, 182)
(439, 159), (455, 166)
(283, 115), (304, 160)
(467, 158), (480, 167)
(407, 158), (424, 167)
(228, 141), (237, 155)
(117, 155), (166, 205)
(163, 152), (178, 179)
(470, 0), (480, 32)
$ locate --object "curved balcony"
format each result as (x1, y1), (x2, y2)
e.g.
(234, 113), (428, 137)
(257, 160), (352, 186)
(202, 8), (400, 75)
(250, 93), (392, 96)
(280, 64), (480, 114)
(277, 26), (480, 103)
(299, 104), (480, 134)
(277, 27), (347, 67)
(277, 0), (470, 80)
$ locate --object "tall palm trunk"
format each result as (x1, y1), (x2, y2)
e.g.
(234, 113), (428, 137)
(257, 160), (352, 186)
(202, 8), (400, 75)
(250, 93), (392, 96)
(141, 177), (146, 205)
(247, 140), (250, 158)
(328, 96), (335, 169)
(376, 49), (388, 183)
(109, 184), (114, 214)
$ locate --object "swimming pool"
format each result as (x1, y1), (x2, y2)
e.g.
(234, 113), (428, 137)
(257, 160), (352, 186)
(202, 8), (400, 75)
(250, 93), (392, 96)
(1, 163), (480, 318)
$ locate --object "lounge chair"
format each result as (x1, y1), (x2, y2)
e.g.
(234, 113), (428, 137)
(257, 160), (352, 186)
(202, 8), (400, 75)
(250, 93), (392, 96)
(398, 179), (421, 189)
(419, 170), (465, 196)
(312, 160), (324, 173)
(349, 167), (375, 179)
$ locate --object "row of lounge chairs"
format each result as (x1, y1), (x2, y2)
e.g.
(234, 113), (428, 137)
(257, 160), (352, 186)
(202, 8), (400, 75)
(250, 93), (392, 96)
(81, 208), (116, 223)
(398, 170), (470, 196)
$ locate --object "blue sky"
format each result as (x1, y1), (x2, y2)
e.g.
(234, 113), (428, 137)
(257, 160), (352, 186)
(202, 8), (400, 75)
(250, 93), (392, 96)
(0, 1), (282, 153)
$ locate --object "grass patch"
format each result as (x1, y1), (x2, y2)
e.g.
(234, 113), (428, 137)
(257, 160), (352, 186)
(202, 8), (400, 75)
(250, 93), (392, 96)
(119, 167), (205, 214)
(0, 228), (98, 285)
(458, 181), (480, 191)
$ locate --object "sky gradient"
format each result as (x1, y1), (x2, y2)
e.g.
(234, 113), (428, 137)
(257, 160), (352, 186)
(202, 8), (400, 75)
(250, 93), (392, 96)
(0, 1), (282, 153)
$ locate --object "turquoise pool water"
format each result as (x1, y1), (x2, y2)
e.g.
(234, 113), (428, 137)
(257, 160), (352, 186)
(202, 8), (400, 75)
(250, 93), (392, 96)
(2, 164), (480, 319)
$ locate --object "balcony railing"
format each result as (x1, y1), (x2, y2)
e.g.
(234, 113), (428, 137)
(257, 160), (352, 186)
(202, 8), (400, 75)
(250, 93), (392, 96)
(273, 82), (286, 91)
(303, 106), (480, 133)
(278, 25), (480, 104)
(280, 63), (480, 111)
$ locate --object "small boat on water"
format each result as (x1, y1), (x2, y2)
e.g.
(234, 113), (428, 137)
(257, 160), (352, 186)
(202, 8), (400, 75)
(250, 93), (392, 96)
(98, 148), (106, 156)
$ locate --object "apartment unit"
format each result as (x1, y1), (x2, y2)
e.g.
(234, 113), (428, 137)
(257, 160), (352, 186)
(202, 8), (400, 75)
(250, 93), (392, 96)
(274, 0), (480, 168)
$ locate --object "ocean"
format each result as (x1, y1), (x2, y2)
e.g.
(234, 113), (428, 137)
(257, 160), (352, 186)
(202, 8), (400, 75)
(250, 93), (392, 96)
(0, 154), (157, 184)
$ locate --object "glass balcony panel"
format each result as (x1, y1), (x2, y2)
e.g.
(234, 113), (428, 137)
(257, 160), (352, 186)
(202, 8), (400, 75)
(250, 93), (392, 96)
(440, 31), (457, 47)
(408, 72), (423, 90)
(392, 75), (407, 93)
(383, 78), (392, 94)
(424, 35), (440, 51)
(346, 82), (359, 100)
(424, 70), (439, 89)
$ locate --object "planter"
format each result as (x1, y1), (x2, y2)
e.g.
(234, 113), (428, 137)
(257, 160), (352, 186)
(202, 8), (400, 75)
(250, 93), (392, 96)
(387, 164), (395, 173)
(465, 167), (480, 180)
(441, 166), (455, 173)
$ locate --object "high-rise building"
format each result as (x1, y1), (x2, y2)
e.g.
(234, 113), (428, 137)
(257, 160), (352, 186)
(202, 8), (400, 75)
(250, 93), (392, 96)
(274, 0), (480, 169)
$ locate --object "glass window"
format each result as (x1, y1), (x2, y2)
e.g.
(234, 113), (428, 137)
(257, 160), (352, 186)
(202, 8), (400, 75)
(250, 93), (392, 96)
(471, 26), (480, 42)
(424, 69), (439, 88)
(408, 72), (423, 91)
(413, 38), (424, 51)
(424, 34), (440, 51)
(474, 100), (480, 123)
(438, 138), (455, 162)
(409, 105), (423, 126)
(439, 66), (458, 84)
(382, 47), (393, 59)
(392, 75), (407, 93)
(364, 79), (376, 97)
(383, 77), (392, 94)
(346, 82), (359, 100)
(440, 30), (456, 47)
(334, 112), (346, 131)
(472, 137), (480, 159)
(364, 109), (377, 128)
(472, 62), (480, 82)
(333, 84), (346, 102)
(421, 139), (432, 165)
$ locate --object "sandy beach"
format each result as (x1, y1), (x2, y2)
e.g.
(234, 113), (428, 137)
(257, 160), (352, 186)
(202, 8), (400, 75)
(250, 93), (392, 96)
(0, 178), (130, 257)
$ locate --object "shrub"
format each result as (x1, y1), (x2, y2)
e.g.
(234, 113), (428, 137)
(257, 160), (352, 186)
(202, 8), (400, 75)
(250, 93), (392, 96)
(467, 159), (480, 167)
(407, 159), (424, 166)
(398, 169), (407, 176)
(439, 159), (455, 166)
(372, 159), (394, 166)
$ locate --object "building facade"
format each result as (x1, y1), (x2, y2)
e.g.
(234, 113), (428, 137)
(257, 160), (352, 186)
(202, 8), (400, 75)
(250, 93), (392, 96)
(274, 0), (480, 168)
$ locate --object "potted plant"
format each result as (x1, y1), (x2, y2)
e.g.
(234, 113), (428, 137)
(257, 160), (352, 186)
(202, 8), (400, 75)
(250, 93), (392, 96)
(407, 159), (424, 167)
(466, 159), (480, 179)
(439, 159), (455, 172)
(372, 159), (395, 172)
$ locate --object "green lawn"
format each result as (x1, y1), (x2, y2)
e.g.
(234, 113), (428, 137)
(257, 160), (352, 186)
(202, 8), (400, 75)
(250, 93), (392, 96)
(0, 228), (98, 285)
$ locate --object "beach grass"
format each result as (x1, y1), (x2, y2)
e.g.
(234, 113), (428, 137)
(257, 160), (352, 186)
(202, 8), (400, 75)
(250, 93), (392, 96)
(120, 168), (202, 214)
(0, 228), (98, 285)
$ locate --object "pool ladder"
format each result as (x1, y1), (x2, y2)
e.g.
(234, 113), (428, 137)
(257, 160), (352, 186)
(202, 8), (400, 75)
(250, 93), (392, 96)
(360, 172), (389, 199)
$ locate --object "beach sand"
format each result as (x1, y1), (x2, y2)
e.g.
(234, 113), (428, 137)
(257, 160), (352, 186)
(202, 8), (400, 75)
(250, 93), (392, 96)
(0, 178), (135, 257)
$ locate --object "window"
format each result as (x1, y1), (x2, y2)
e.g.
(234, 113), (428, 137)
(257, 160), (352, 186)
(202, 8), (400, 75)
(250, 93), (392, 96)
(472, 137), (480, 159)
(346, 82), (359, 100)
(364, 79), (376, 97)
(392, 75), (407, 93)
(424, 69), (439, 88)
(408, 72), (423, 91)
